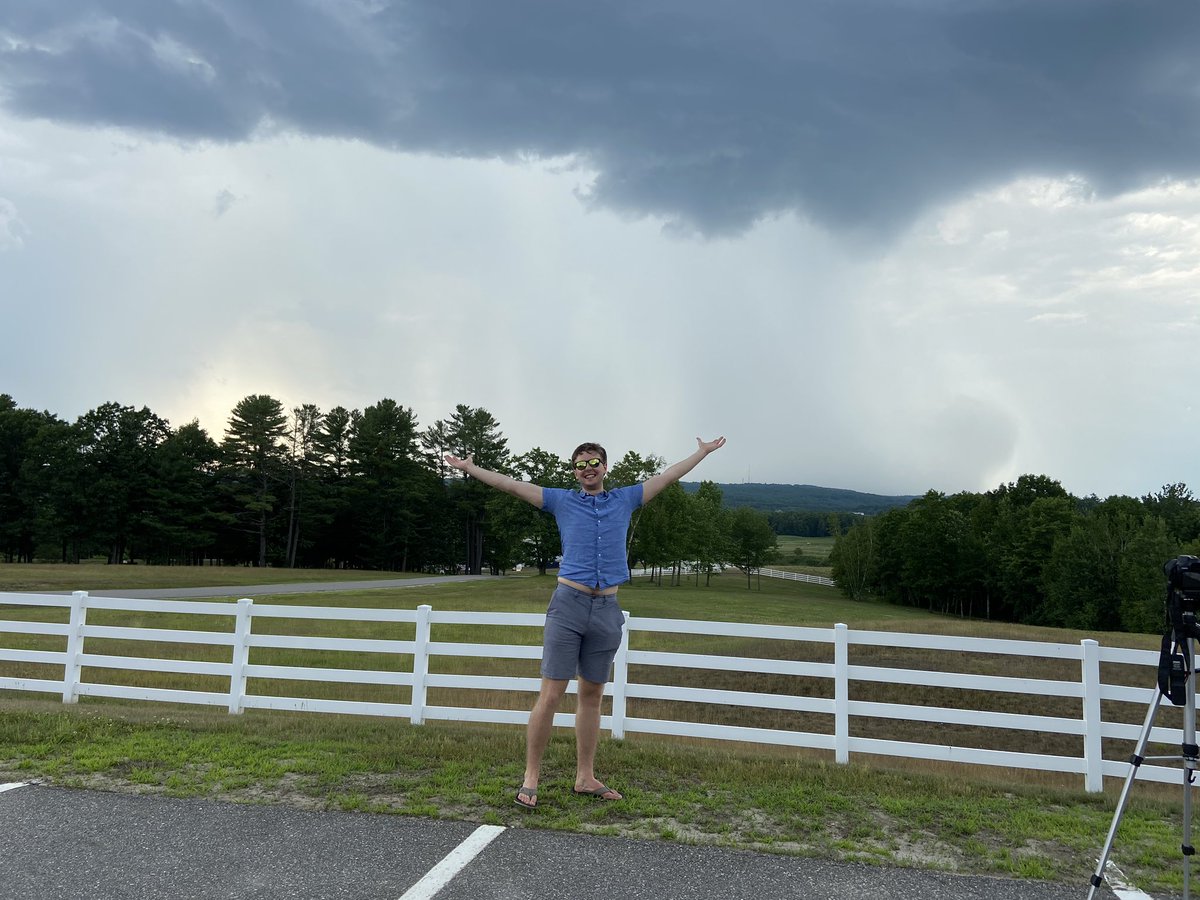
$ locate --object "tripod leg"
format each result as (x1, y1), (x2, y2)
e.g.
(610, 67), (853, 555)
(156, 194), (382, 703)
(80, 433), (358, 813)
(1185, 765), (1195, 900)
(1088, 690), (1165, 900)
(1183, 637), (1198, 900)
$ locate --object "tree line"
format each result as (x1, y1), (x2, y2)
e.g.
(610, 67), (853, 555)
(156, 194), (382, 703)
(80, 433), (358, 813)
(0, 394), (777, 581)
(765, 510), (867, 539)
(685, 483), (915, 517)
(829, 474), (1200, 634)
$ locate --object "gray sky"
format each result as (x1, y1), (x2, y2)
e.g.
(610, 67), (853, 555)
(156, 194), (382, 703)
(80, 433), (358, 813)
(1, 1), (1198, 498)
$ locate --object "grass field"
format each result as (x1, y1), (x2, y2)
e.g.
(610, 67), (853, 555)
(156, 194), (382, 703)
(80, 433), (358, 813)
(773, 534), (835, 562)
(0, 562), (420, 592)
(768, 535), (835, 578)
(0, 563), (1187, 893)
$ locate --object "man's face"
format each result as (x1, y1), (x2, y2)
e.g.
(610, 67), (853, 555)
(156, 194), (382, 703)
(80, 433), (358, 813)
(573, 452), (607, 491)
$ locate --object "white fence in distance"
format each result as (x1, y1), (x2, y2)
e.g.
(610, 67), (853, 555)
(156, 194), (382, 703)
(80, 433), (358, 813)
(756, 567), (836, 586)
(0, 589), (1181, 793)
(632, 566), (836, 587)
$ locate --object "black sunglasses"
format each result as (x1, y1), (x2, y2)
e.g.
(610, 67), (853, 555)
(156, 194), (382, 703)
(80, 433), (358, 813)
(573, 458), (604, 470)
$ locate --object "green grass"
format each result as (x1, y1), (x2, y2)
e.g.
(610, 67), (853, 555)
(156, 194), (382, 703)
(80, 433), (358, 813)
(0, 565), (1187, 893)
(0, 562), (420, 593)
(773, 534), (835, 561)
(766, 535), (834, 577)
(0, 699), (1187, 892)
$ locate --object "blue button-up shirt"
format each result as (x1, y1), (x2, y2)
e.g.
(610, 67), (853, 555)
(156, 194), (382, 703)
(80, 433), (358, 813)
(542, 484), (644, 589)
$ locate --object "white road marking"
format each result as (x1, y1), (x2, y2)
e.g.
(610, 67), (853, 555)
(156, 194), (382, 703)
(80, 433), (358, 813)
(0, 782), (29, 793)
(398, 824), (505, 900)
(1105, 860), (1155, 899)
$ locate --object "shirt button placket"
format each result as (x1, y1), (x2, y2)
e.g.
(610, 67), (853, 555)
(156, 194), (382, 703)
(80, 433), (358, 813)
(594, 504), (601, 584)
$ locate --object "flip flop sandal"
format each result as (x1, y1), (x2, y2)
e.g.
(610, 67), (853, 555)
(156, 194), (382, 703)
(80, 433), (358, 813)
(572, 783), (620, 800)
(514, 786), (537, 809)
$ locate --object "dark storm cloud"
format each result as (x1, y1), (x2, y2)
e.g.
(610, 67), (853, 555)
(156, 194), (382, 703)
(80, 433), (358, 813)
(2, 0), (1197, 233)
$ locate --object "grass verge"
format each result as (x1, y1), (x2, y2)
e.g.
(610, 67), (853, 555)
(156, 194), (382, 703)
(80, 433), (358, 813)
(0, 698), (1186, 894)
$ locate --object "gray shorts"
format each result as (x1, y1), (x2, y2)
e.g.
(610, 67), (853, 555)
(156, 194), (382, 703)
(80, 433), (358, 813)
(541, 584), (625, 684)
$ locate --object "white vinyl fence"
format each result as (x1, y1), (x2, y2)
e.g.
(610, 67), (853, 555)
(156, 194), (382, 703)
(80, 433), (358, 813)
(0, 590), (1183, 793)
(632, 566), (836, 586)
(757, 568), (836, 586)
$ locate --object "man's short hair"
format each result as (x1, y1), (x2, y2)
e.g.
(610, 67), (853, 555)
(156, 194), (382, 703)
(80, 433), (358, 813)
(571, 442), (607, 465)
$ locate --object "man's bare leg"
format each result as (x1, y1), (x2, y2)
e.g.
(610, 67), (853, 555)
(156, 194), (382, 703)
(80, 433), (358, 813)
(521, 677), (569, 806)
(573, 677), (622, 799)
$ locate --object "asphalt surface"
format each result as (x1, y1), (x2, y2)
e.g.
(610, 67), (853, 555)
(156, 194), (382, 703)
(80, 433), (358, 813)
(1, 784), (1118, 900)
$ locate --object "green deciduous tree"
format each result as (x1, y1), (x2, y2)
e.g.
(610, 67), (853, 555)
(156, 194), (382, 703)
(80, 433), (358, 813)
(687, 480), (727, 586)
(632, 482), (690, 584)
(609, 450), (665, 579)
(494, 447), (572, 575)
(830, 516), (876, 601)
(18, 415), (81, 562)
(728, 506), (777, 588)
(1040, 500), (1175, 633)
(893, 490), (983, 616)
(0, 396), (60, 562)
(74, 402), (172, 564)
(1143, 483), (1200, 546)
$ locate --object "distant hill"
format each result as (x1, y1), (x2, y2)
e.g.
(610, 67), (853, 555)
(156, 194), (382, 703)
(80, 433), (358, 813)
(680, 482), (918, 514)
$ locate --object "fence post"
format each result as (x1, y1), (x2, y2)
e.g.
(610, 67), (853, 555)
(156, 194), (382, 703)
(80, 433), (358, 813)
(1081, 639), (1103, 792)
(834, 623), (849, 764)
(411, 604), (431, 725)
(610, 611), (631, 740)
(227, 599), (253, 715)
(61, 590), (88, 704)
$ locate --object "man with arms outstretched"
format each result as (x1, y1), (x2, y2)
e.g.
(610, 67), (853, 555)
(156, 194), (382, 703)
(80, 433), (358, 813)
(444, 436), (726, 808)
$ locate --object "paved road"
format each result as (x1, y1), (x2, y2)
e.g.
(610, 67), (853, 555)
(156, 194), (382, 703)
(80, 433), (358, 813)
(62, 575), (495, 601)
(1, 784), (1118, 900)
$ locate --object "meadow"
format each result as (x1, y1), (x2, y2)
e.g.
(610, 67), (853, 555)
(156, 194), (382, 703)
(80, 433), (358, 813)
(772, 534), (835, 564)
(0, 564), (1187, 893)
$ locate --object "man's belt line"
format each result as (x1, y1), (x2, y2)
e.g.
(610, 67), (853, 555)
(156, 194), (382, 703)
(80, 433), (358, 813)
(556, 577), (619, 596)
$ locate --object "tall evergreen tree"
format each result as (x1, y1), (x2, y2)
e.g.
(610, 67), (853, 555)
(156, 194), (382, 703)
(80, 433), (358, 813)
(145, 420), (223, 565)
(432, 405), (509, 575)
(348, 399), (430, 571)
(222, 394), (289, 567)
(308, 405), (358, 568)
(284, 404), (323, 568)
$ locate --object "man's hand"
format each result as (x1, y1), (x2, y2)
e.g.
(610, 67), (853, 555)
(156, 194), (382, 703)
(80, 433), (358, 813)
(643, 436), (727, 504)
(444, 453), (473, 472)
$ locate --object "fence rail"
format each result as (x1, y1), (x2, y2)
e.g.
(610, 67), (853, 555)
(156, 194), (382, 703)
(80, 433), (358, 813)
(632, 566), (836, 586)
(0, 590), (1183, 793)
(756, 567), (836, 586)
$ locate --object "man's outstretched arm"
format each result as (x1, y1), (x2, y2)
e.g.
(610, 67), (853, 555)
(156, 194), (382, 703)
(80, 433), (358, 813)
(641, 436), (726, 504)
(443, 454), (545, 508)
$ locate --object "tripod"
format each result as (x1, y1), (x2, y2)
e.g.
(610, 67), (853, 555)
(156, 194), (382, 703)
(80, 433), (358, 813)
(1087, 617), (1199, 899)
